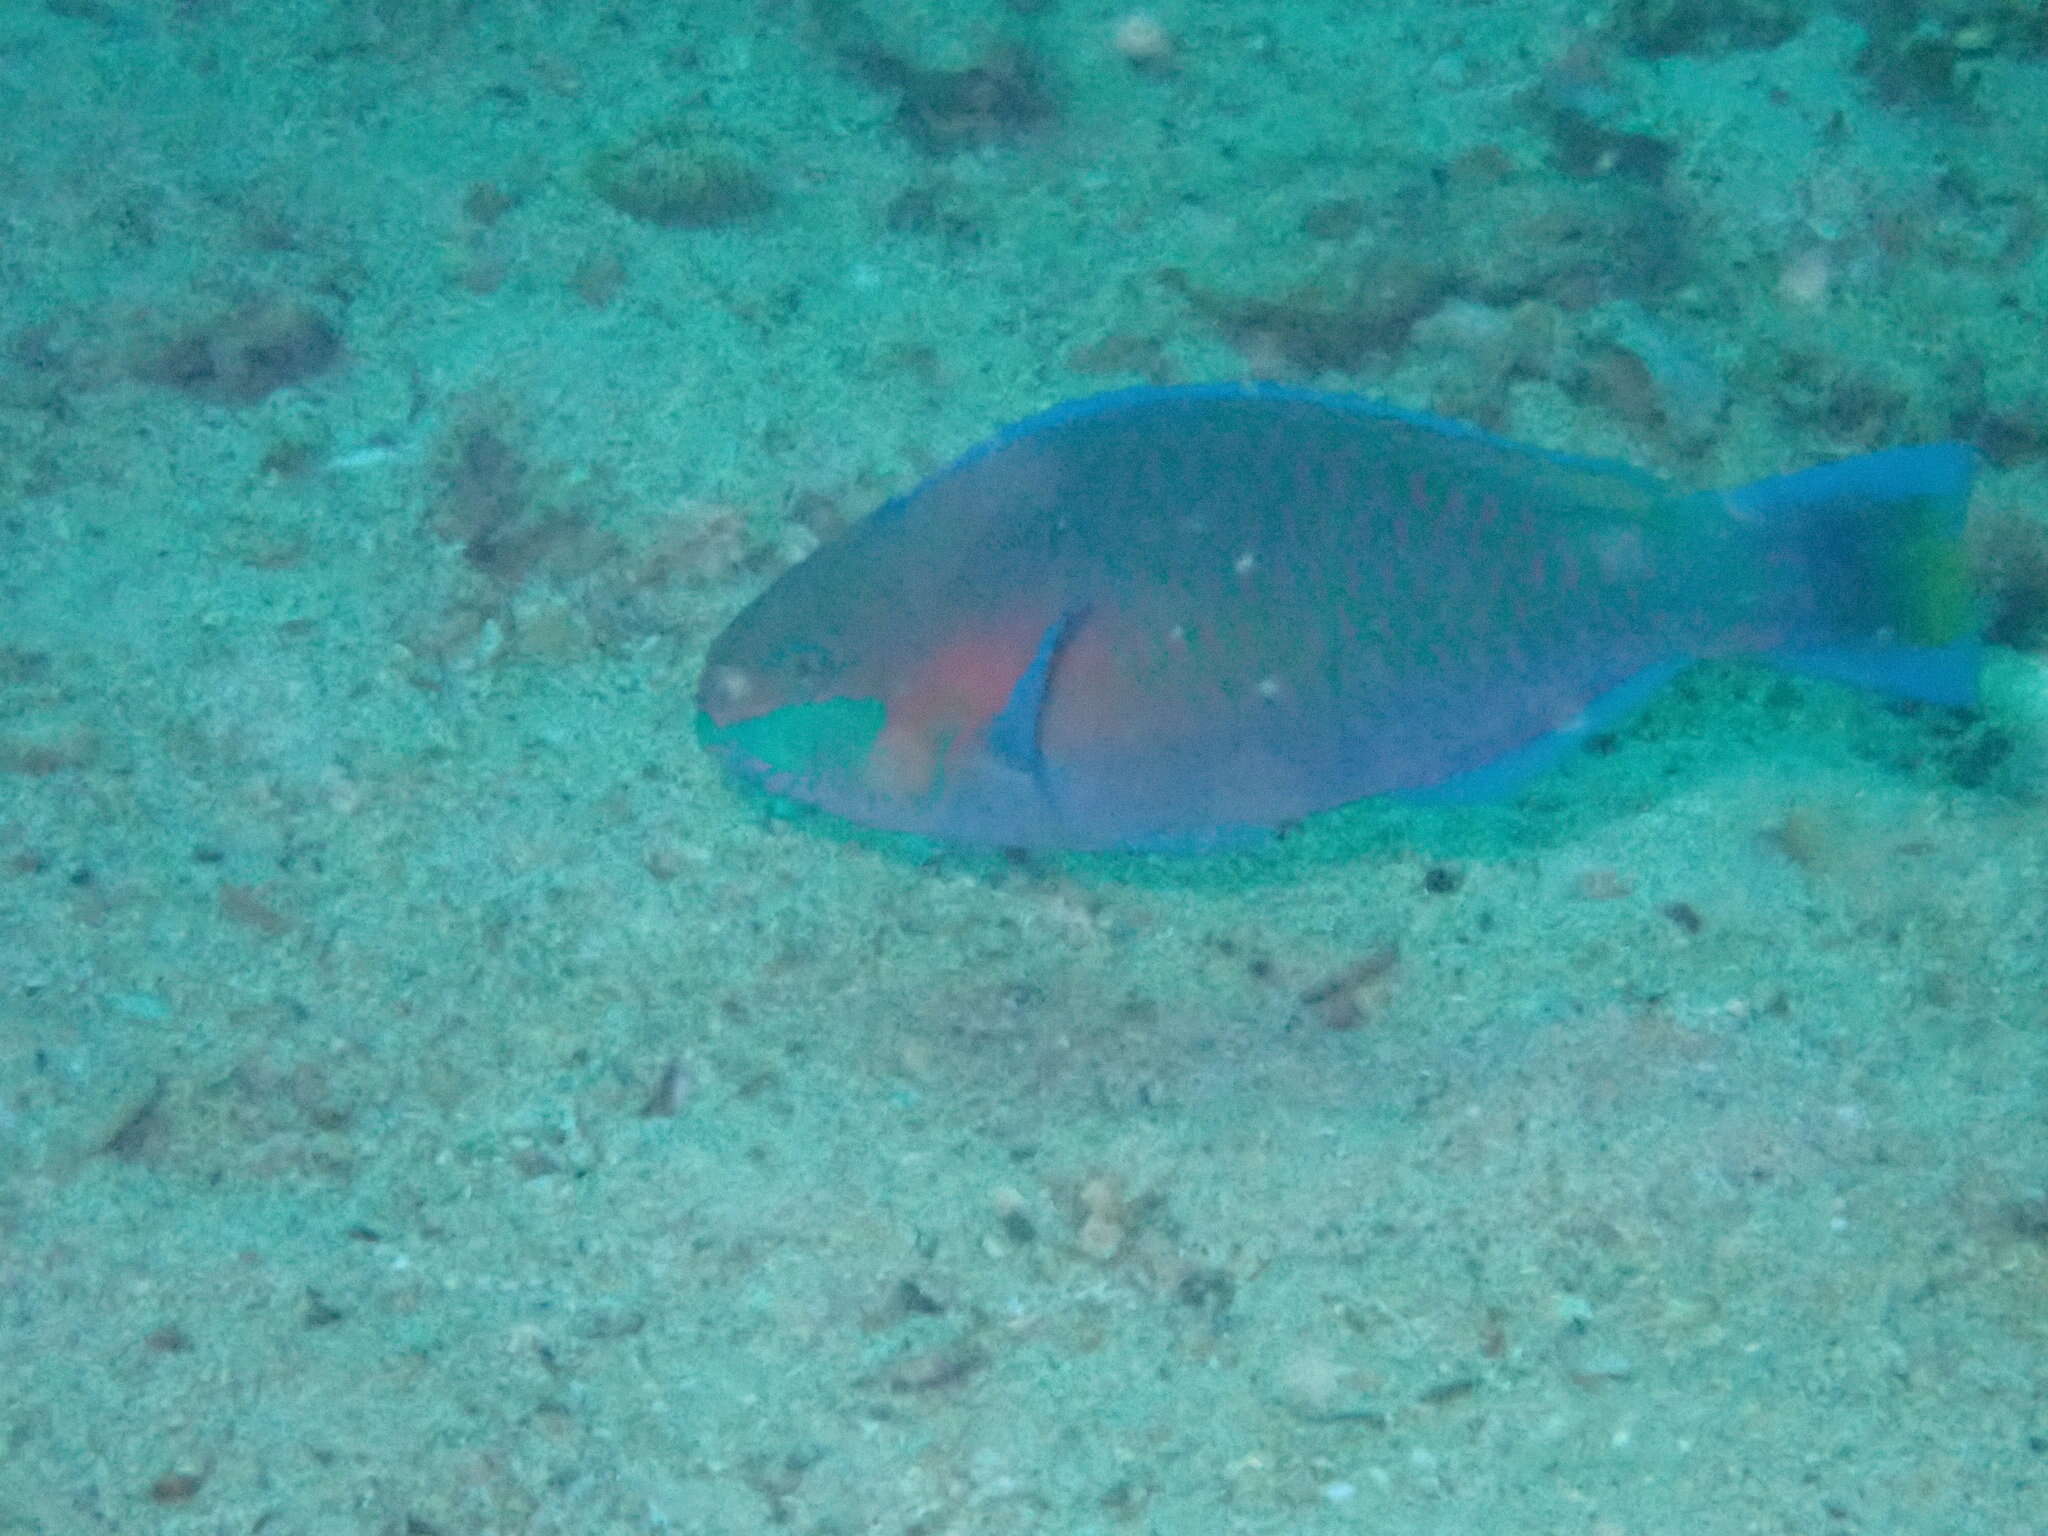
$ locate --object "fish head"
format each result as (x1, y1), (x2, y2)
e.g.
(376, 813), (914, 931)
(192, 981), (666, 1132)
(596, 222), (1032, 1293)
(697, 627), (1064, 843)
(695, 510), (1068, 842)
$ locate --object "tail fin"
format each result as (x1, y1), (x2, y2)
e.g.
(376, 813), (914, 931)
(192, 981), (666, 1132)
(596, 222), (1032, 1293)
(1726, 442), (1981, 706)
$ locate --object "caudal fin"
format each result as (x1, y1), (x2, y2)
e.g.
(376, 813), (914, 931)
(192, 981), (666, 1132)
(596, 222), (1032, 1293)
(1727, 442), (1981, 706)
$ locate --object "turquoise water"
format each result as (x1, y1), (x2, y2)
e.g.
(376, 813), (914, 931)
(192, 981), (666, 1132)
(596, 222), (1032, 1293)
(2, 2), (2044, 1531)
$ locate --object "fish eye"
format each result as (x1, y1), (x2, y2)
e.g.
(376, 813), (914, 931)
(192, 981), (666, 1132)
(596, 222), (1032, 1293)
(779, 642), (837, 687)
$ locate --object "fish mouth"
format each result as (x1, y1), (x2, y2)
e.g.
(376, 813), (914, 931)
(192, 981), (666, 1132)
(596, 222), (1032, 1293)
(694, 709), (785, 788)
(696, 694), (891, 791)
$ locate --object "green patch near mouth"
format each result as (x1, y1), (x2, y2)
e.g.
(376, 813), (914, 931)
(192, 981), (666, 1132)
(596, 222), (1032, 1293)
(697, 695), (889, 781)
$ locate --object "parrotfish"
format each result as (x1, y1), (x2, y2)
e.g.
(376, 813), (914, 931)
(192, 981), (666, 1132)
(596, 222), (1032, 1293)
(697, 383), (1978, 850)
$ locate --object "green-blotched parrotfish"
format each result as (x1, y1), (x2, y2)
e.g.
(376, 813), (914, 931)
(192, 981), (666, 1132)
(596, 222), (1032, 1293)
(696, 383), (1979, 851)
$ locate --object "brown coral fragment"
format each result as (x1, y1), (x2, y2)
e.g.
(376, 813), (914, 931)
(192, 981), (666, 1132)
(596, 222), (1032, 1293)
(1300, 945), (1400, 1031)
(851, 45), (1056, 154)
(587, 125), (774, 228)
(135, 298), (341, 404)
(1160, 265), (1450, 376)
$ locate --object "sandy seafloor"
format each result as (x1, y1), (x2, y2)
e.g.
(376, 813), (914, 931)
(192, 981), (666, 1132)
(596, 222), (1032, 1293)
(3, 1), (2048, 1532)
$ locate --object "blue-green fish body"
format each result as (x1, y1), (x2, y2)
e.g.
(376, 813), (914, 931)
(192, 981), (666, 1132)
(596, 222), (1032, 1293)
(698, 384), (1978, 850)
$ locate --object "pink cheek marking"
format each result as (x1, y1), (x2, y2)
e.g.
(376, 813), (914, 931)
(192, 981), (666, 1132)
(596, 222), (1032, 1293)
(862, 620), (1045, 797)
